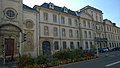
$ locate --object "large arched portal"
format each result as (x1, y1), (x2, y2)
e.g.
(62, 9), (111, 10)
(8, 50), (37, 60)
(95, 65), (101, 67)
(0, 24), (22, 59)
(42, 41), (51, 55)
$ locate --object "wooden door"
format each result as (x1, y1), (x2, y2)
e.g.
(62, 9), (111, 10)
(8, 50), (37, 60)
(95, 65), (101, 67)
(5, 38), (14, 56)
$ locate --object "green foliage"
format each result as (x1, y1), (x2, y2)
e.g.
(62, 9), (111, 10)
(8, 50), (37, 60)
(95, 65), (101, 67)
(48, 58), (60, 66)
(17, 49), (96, 68)
(26, 57), (35, 65)
(36, 55), (47, 64)
(53, 50), (69, 60)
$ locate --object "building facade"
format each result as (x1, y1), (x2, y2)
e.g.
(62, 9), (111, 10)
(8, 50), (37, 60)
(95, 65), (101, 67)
(0, 0), (120, 58)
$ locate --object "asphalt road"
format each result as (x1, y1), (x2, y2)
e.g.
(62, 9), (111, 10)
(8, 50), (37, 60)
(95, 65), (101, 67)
(53, 51), (120, 68)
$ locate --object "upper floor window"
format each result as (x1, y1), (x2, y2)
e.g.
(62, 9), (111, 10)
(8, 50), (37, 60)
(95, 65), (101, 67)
(83, 20), (86, 27)
(89, 31), (91, 38)
(44, 26), (49, 36)
(68, 18), (72, 26)
(53, 14), (57, 23)
(69, 29), (73, 37)
(53, 27), (58, 36)
(49, 2), (54, 9)
(88, 21), (90, 28)
(100, 16), (102, 22)
(91, 11), (93, 17)
(84, 31), (87, 38)
(4, 8), (17, 19)
(63, 7), (68, 13)
(54, 41), (59, 50)
(43, 12), (48, 21)
(75, 19), (78, 26)
(76, 30), (79, 38)
(61, 16), (65, 24)
(62, 28), (66, 37)
(96, 13), (98, 21)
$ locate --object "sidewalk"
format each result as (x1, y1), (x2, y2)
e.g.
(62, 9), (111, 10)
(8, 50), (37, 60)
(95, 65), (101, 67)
(0, 59), (16, 68)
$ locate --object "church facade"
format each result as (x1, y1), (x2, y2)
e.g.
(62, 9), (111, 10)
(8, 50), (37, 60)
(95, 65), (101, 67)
(0, 0), (120, 58)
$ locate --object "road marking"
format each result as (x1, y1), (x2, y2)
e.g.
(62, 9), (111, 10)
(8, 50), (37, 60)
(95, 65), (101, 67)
(106, 61), (120, 67)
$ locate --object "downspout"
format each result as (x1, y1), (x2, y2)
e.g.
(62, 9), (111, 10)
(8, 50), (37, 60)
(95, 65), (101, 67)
(58, 12), (62, 51)
(78, 16), (82, 49)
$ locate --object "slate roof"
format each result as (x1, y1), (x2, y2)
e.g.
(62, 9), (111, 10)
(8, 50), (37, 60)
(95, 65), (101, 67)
(80, 5), (103, 14)
(23, 4), (36, 11)
(23, 3), (103, 16)
(40, 3), (77, 16)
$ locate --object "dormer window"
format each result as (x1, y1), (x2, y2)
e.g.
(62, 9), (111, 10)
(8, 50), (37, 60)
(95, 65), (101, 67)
(49, 2), (54, 9)
(63, 7), (68, 13)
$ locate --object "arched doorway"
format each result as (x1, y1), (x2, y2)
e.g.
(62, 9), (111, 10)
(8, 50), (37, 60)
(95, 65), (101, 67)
(0, 24), (22, 61)
(42, 41), (51, 55)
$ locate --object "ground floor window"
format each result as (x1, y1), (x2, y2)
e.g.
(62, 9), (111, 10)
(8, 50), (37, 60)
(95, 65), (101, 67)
(63, 41), (67, 49)
(54, 41), (59, 50)
(70, 42), (74, 49)
(85, 42), (88, 49)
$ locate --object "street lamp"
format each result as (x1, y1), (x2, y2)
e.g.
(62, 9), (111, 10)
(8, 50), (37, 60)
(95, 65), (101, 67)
(1, 44), (5, 64)
(95, 25), (101, 57)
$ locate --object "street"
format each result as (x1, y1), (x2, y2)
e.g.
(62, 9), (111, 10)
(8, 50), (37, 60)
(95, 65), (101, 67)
(53, 51), (120, 68)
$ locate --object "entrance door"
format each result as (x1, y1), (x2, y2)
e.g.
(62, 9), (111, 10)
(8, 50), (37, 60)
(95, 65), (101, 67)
(42, 41), (51, 55)
(5, 38), (14, 57)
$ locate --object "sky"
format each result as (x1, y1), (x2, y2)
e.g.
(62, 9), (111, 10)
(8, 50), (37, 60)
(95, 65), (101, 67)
(23, 0), (120, 27)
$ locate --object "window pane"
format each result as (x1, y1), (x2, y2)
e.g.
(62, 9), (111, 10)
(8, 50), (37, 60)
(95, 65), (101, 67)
(53, 27), (58, 36)
(61, 16), (65, 24)
(63, 41), (67, 49)
(62, 28), (66, 37)
(69, 29), (73, 37)
(70, 42), (74, 49)
(68, 18), (72, 25)
(54, 41), (59, 50)
(53, 14), (57, 23)
(43, 12), (48, 21)
(44, 26), (49, 35)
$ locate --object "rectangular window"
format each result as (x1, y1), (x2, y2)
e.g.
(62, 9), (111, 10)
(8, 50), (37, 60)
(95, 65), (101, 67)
(43, 12), (48, 21)
(77, 42), (80, 49)
(68, 18), (72, 26)
(54, 41), (59, 50)
(84, 31), (87, 38)
(63, 41), (67, 49)
(53, 14), (57, 23)
(75, 19), (78, 26)
(61, 16), (65, 24)
(69, 29), (73, 37)
(88, 21), (90, 28)
(89, 31), (91, 38)
(76, 30), (79, 38)
(96, 13), (98, 21)
(83, 20), (86, 27)
(53, 27), (58, 36)
(44, 26), (49, 36)
(62, 28), (66, 37)
(70, 42), (74, 49)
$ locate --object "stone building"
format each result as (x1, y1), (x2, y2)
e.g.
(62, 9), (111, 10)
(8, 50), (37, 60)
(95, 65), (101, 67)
(0, 0), (120, 58)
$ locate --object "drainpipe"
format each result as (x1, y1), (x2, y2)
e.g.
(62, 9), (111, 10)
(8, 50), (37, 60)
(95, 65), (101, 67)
(78, 16), (82, 49)
(58, 12), (62, 51)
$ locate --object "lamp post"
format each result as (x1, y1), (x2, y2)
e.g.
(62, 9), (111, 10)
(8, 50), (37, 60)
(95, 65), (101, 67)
(95, 25), (101, 57)
(2, 44), (5, 64)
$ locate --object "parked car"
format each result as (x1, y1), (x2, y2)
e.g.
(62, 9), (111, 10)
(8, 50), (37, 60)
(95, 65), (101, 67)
(98, 48), (109, 53)
(111, 47), (120, 51)
(103, 48), (109, 52)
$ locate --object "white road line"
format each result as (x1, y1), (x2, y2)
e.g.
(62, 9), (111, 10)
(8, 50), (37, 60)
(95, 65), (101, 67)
(106, 61), (120, 67)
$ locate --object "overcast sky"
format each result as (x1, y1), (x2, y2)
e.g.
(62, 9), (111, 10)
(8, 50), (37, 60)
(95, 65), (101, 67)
(23, 0), (120, 27)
